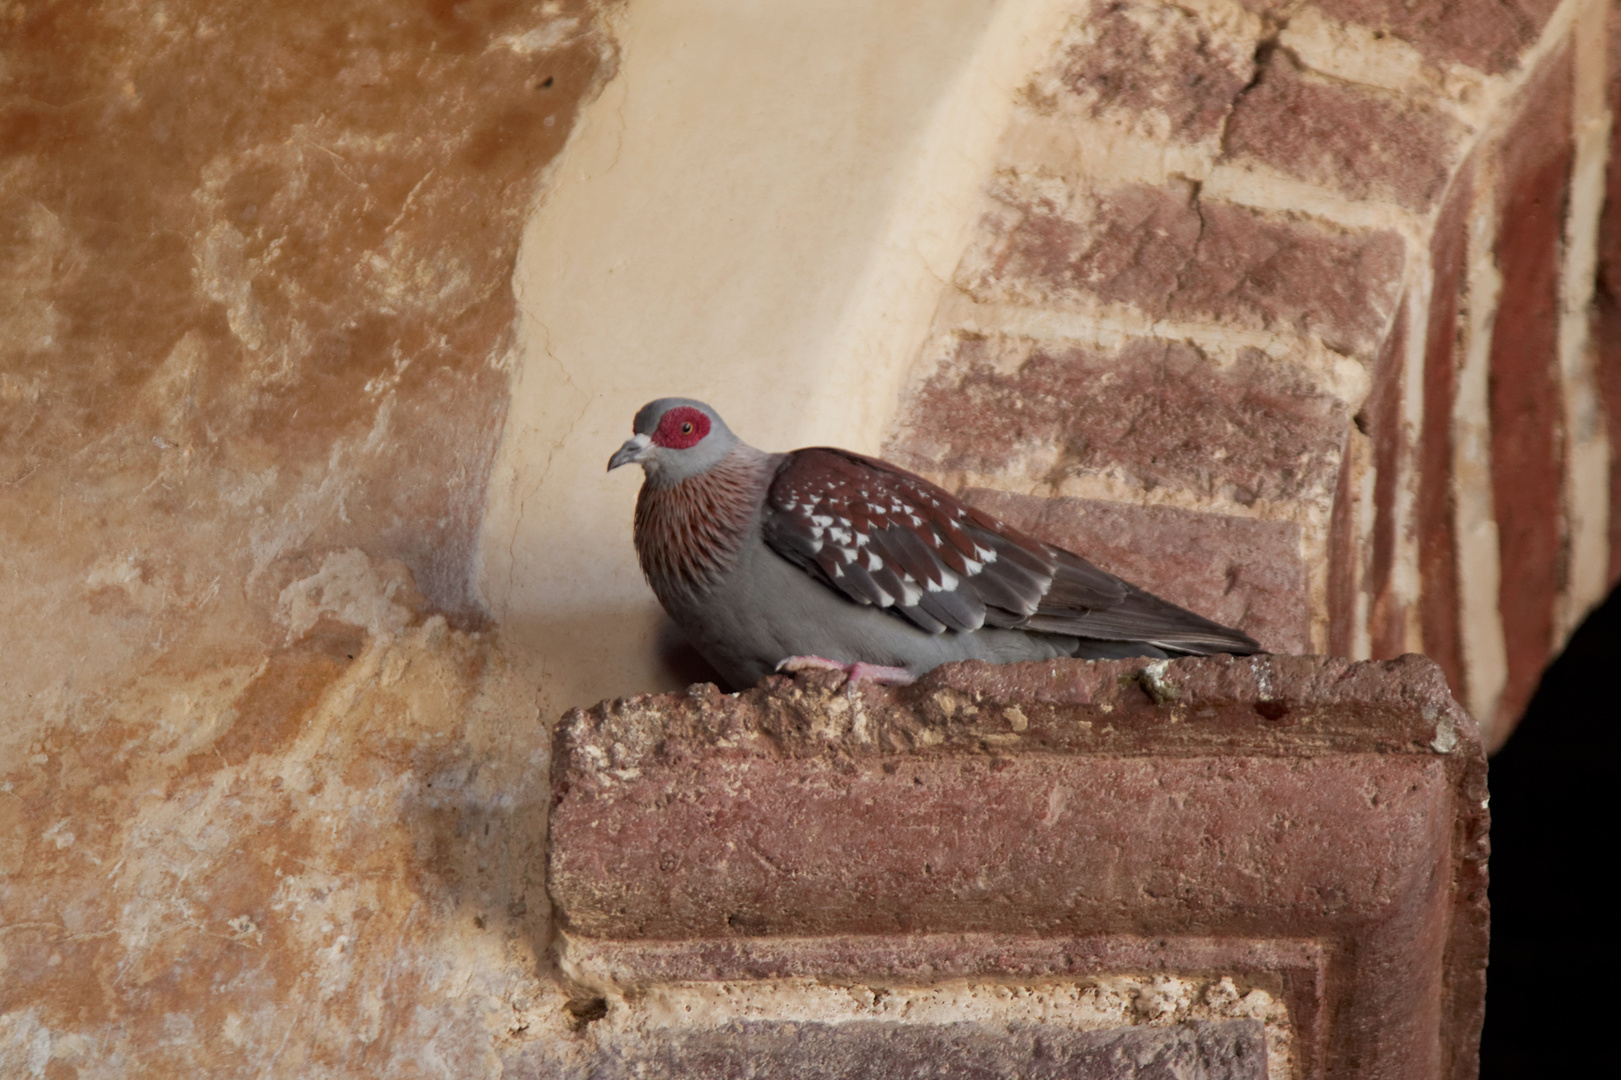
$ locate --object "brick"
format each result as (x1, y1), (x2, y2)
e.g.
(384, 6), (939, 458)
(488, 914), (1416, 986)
(1418, 166), (1472, 698)
(1240, 0), (1558, 75)
(585, 1019), (1268, 1080)
(1181, 201), (1406, 359)
(891, 335), (1349, 509)
(1602, 3), (1621, 590)
(1359, 302), (1407, 659)
(966, 180), (1201, 313)
(962, 489), (1310, 654)
(1048, 0), (1251, 143)
(550, 654), (1489, 1080)
(1326, 423), (1358, 657)
(1488, 49), (1572, 730)
(1223, 51), (1460, 210)
(965, 179), (1405, 359)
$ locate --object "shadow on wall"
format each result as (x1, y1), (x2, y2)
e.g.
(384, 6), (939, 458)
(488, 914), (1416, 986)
(1480, 581), (1621, 1076)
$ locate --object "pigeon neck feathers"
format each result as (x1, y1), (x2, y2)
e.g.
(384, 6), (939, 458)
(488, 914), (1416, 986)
(633, 444), (776, 597)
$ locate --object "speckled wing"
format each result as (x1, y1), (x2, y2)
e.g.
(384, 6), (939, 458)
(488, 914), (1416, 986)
(762, 448), (1259, 654)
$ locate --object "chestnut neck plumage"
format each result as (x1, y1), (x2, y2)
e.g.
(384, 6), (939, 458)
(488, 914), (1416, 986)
(634, 445), (777, 598)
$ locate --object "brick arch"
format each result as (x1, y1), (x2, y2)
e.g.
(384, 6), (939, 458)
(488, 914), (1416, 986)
(881, 0), (1615, 749)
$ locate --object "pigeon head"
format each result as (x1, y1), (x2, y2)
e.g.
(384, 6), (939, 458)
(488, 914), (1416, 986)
(608, 397), (743, 486)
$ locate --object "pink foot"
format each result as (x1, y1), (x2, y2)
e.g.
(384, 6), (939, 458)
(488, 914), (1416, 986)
(776, 656), (916, 686)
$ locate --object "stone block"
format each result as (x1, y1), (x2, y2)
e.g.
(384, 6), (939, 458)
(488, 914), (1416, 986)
(586, 1019), (1268, 1080)
(1177, 201), (1405, 361)
(1222, 51), (1460, 210)
(1326, 424), (1360, 658)
(549, 654), (1488, 1080)
(1043, 0), (1252, 143)
(965, 179), (1405, 360)
(1261, 0), (1557, 75)
(1359, 303), (1408, 659)
(891, 335), (1349, 511)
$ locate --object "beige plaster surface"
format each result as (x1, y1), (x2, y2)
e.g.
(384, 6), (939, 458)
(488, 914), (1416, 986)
(0, 2), (611, 1071)
(478, 0), (1079, 713)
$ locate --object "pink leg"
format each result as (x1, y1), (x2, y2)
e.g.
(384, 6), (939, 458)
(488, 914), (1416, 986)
(776, 656), (915, 686)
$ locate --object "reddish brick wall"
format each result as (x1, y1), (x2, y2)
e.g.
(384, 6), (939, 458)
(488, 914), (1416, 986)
(1327, 425), (1361, 658)
(1488, 51), (1574, 730)
(1224, 50), (1459, 210)
(1303, 0), (1559, 74)
(1362, 303), (1409, 660)
(1418, 169), (1472, 697)
(1602, 3), (1621, 590)
(890, 0), (1613, 746)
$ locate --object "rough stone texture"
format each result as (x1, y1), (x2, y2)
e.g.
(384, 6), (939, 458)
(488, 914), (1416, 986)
(1180, 203), (1406, 363)
(1267, 0), (1558, 75)
(963, 176), (1406, 362)
(894, 335), (1350, 509)
(0, 0), (604, 626)
(964, 489), (1310, 654)
(0, 551), (573, 1076)
(580, 1019), (1268, 1080)
(551, 654), (1489, 1080)
(1222, 51), (1460, 210)
(0, 0), (613, 1073)
(1488, 48), (1574, 733)
(508, 969), (1297, 1078)
(1043, 0), (1253, 143)
(1326, 425), (1360, 658)
(1359, 303), (1408, 660)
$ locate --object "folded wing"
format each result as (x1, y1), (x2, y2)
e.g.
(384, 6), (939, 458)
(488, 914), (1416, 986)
(763, 448), (1258, 655)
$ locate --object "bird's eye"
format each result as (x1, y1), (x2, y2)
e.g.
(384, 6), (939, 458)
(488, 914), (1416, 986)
(680, 422), (694, 434)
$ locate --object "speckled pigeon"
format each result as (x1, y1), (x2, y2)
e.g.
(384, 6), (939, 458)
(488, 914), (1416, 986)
(609, 398), (1260, 688)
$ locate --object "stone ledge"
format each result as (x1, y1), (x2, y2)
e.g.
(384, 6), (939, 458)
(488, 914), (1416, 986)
(584, 1017), (1269, 1080)
(548, 655), (1487, 1079)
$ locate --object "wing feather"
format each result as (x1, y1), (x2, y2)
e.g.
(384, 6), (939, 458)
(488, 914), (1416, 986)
(762, 448), (1258, 655)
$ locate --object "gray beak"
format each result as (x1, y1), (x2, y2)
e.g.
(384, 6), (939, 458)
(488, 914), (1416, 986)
(607, 433), (653, 471)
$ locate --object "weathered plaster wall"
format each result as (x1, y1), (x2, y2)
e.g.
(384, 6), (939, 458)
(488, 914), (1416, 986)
(2, 1), (613, 1073)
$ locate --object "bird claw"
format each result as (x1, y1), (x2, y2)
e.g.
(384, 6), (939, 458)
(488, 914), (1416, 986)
(776, 656), (916, 687)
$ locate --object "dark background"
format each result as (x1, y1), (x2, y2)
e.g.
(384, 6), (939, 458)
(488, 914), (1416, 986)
(1479, 582), (1619, 1075)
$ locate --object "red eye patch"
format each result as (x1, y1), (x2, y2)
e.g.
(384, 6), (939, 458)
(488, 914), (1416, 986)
(652, 406), (711, 449)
